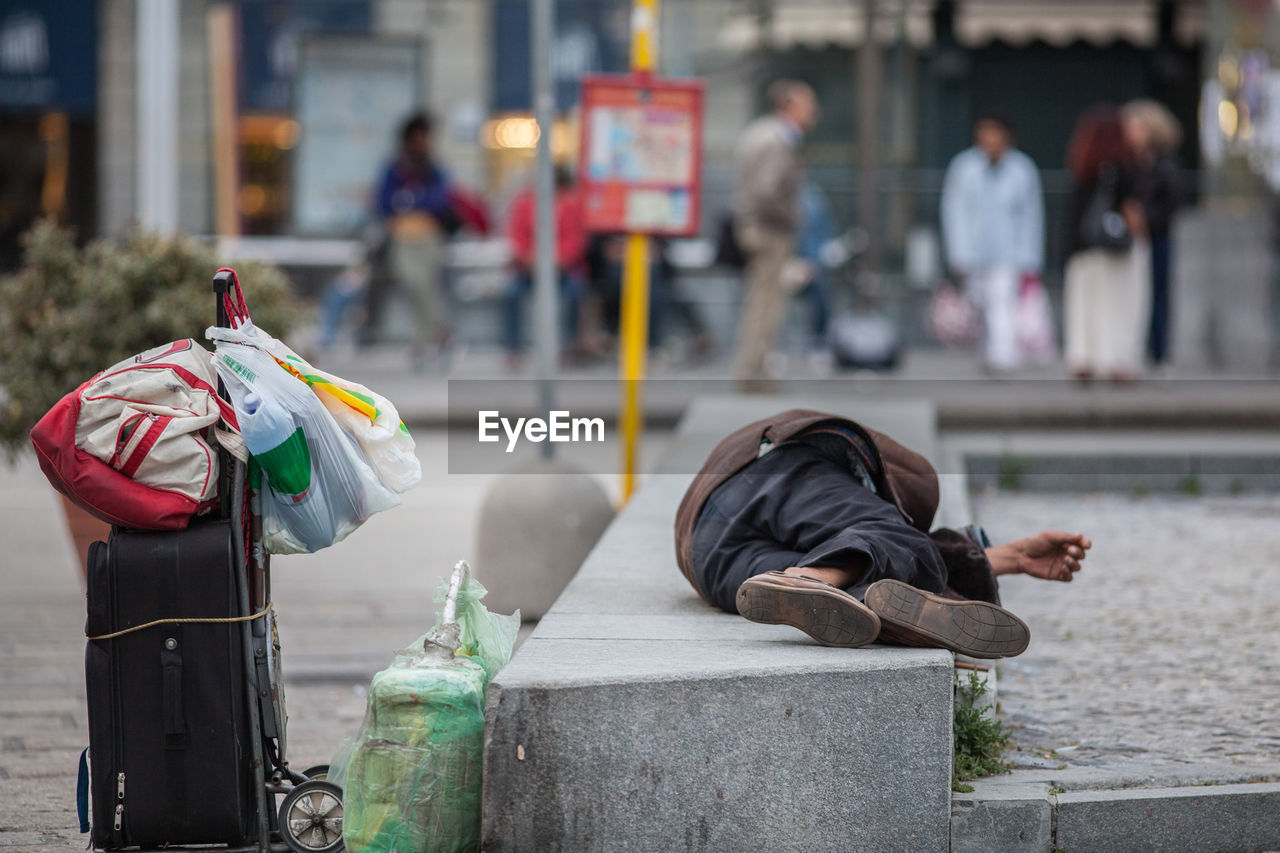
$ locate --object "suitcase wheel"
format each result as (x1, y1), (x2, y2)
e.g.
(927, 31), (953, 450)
(279, 779), (345, 853)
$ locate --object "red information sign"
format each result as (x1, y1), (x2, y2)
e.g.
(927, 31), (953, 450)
(578, 73), (705, 237)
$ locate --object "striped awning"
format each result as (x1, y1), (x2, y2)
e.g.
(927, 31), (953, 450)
(716, 0), (1206, 52)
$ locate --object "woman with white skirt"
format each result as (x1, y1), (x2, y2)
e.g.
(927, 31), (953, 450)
(1062, 105), (1149, 383)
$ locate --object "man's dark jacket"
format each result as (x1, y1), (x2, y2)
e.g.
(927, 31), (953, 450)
(674, 409), (943, 602)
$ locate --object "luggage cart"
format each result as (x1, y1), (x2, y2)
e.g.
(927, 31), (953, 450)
(212, 269), (346, 853)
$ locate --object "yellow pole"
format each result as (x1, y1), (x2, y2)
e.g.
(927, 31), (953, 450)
(620, 0), (658, 503)
(630, 0), (659, 71)
(620, 233), (649, 500)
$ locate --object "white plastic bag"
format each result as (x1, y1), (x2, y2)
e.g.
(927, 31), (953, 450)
(210, 324), (420, 493)
(277, 356), (420, 493)
(208, 323), (399, 554)
(926, 281), (982, 348)
(1016, 275), (1057, 365)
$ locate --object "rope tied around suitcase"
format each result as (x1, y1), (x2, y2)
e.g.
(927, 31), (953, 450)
(87, 602), (274, 641)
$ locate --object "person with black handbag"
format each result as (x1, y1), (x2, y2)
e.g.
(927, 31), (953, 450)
(1122, 99), (1184, 369)
(1063, 104), (1149, 383)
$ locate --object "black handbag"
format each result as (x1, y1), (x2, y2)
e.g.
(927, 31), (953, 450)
(1079, 163), (1132, 253)
(714, 212), (747, 269)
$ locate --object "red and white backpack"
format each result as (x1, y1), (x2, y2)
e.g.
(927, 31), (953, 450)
(30, 339), (241, 530)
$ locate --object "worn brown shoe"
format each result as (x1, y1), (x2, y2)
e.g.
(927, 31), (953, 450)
(736, 571), (881, 648)
(863, 579), (1030, 659)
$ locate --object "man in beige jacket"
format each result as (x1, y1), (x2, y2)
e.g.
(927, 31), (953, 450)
(732, 80), (819, 387)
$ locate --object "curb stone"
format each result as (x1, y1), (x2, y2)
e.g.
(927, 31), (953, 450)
(952, 777), (1280, 852)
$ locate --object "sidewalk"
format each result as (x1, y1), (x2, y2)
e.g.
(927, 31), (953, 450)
(976, 491), (1280, 787)
(0, 456), (86, 850)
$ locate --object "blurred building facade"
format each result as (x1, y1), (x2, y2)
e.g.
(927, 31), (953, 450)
(0, 0), (99, 266)
(1, 0), (1266, 241)
(0, 0), (1275, 368)
(1, 0), (493, 251)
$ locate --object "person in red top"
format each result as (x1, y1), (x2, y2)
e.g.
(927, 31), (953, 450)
(503, 167), (588, 365)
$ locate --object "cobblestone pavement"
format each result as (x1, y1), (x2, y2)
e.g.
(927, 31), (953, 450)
(975, 491), (1280, 784)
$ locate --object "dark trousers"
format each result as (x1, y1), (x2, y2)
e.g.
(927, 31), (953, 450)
(1147, 234), (1172, 365)
(502, 271), (583, 354)
(803, 274), (831, 346)
(689, 441), (948, 614)
(595, 259), (682, 345)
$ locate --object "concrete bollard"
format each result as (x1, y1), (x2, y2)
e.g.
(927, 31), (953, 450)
(473, 457), (615, 621)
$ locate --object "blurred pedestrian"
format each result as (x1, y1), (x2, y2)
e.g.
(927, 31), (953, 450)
(503, 166), (588, 368)
(372, 112), (458, 368)
(731, 80), (819, 388)
(940, 111), (1044, 371)
(1063, 105), (1149, 383)
(1122, 99), (1183, 368)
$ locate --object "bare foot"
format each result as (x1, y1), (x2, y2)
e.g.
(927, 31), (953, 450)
(782, 564), (864, 589)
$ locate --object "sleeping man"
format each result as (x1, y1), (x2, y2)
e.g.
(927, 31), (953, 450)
(673, 410), (1090, 657)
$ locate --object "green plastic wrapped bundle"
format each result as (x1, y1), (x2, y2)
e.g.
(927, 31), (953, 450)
(332, 562), (519, 853)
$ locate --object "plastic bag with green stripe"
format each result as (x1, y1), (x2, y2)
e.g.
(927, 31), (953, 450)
(207, 322), (421, 494)
(209, 323), (400, 553)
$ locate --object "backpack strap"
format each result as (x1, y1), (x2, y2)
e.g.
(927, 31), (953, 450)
(214, 423), (249, 464)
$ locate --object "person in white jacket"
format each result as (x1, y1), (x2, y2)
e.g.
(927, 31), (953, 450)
(940, 113), (1044, 371)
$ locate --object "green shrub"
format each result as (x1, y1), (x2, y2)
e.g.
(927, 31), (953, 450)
(1176, 475), (1203, 496)
(996, 455), (1027, 491)
(0, 220), (303, 458)
(953, 671), (1011, 790)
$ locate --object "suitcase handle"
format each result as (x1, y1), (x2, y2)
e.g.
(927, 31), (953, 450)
(161, 640), (186, 747)
(211, 269), (242, 520)
(212, 268), (250, 330)
(213, 269), (232, 330)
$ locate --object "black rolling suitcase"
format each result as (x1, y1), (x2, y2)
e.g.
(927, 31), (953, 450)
(83, 520), (259, 849)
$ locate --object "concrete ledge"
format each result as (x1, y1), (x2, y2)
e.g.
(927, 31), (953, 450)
(951, 776), (1280, 852)
(482, 398), (960, 851)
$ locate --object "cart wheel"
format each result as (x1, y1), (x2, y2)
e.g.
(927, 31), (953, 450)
(301, 764), (330, 781)
(278, 780), (344, 853)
